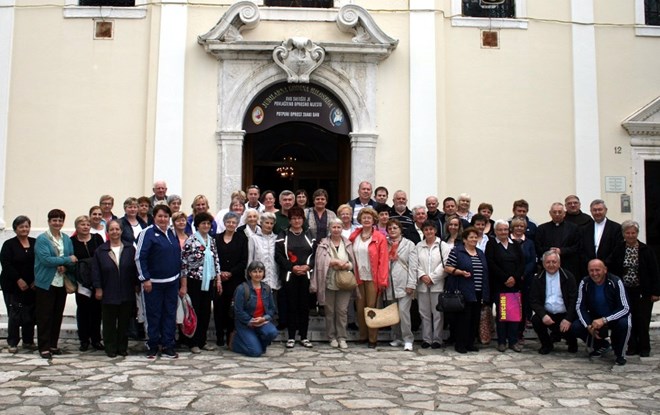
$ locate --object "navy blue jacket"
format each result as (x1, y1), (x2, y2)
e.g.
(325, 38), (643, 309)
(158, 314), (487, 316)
(92, 241), (139, 305)
(445, 244), (490, 303)
(135, 225), (182, 282)
(120, 216), (147, 246)
(576, 273), (629, 327)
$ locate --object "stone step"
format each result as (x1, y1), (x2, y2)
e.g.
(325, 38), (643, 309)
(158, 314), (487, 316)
(2, 299), (659, 342)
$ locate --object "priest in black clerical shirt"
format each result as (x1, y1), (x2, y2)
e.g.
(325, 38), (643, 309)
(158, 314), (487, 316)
(535, 202), (582, 282)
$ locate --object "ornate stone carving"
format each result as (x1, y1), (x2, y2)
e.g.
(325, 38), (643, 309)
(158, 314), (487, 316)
(336, 4), (398, 49)
(198, 1), (260, 44)
(622, 96), (660, 137)
(273, 38), (325, 83)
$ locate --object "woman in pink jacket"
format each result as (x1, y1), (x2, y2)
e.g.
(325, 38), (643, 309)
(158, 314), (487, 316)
(311, 218), (357, 349)
(349, 207), (389, 348)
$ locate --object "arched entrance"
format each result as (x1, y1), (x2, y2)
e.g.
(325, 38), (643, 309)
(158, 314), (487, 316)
(243, 123), (350, 210)
(242, 83), (352, 210)
(198, 2), (397, 209)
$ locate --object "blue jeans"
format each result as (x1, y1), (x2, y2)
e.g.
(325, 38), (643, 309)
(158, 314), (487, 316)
(143, 280), (178, 350)
(232, 321), (279, 357)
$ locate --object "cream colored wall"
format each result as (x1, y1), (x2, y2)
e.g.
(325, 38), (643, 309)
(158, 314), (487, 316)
(6, 7), (152, 228)
(442, 1), (576, 222)
(594, 1), (660, 223)
(371, 11), (411, 198)
(5, 0), (660, 231)
(183, 6), (230, 215)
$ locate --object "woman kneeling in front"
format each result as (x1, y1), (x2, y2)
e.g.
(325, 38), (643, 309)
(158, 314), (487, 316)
(231, 261), (279, 357)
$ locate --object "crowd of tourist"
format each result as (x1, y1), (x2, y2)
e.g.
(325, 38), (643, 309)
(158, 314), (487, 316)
(1, 180), (659, 365)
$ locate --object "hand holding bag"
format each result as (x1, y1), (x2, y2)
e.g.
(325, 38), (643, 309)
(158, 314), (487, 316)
(179, 294), (197, 338)
(331, 242), (357, 291)
(335, 269), (357, 291)
(64, 275), (77, 294)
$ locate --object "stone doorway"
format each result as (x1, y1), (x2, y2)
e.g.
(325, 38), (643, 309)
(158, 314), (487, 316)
(198, 2), (397, 209)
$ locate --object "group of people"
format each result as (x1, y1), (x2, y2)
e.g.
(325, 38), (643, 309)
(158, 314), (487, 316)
(1, 180), (658, 365)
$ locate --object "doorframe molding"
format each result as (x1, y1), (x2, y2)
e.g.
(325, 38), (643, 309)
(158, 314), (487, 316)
(198, 2), (397, 209)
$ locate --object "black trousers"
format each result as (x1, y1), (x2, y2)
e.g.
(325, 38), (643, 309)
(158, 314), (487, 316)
(625, 287), (653, 354)
(453, 301), (481, 349)
(36, 286), (67, 353)
(285, 275), (310, 340)
(531, 311), (577, 348)
(214, 281), (238, 342)
(102, 302), (132, 354)
(7, 291), (36, 347)
(75, 292), (102, 345)
(187, 278), (214, 348)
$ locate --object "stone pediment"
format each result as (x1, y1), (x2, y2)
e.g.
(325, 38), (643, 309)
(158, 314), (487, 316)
(622, 96), (660, 137)
(198, 1), (398, 62)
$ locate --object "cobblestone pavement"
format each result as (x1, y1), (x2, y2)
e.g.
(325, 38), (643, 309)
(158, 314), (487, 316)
(1, 334), (659, 415)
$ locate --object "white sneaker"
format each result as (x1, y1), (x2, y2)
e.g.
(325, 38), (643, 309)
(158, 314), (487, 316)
(404, 342), (413, 351)
(329, 339), (339, 348)
(339, 339), (348, 349)
(190, 346), (201, 354)
(389, 339), (404, 347)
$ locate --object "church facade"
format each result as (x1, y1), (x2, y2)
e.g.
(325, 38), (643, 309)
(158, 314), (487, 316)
(0, 0), (659, 242)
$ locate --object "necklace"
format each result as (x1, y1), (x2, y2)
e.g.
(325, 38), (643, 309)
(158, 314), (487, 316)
(360, 231), (372, 240)
(291, 229), (303, 236)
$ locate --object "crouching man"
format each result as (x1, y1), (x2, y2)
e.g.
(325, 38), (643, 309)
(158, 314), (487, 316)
(530, 251), (578, 354)
(571, 259), (631, 366)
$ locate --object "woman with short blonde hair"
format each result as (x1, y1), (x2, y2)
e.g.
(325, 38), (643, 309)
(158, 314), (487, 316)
(349, 207), (389, 348)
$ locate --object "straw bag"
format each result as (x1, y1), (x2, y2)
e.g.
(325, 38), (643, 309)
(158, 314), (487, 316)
(364, 302), (399, 329)
(364, 275), (399, 329)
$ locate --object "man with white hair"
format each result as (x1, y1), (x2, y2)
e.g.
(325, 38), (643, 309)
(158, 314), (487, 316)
(580, 199), (621, 277)
(403, 205), (429, 245)
(530, 251), (578, 355)
(389, 190), (414, 232)
(149, 180), (168, 208)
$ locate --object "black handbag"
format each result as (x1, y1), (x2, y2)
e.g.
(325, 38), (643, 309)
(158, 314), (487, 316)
(9, 299), (35, 326)
(75, 258), (94, 289)
(436, 290), (465, 313)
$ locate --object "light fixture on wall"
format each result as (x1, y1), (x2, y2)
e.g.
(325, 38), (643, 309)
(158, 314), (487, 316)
(480, 0), (505, 7)
(276, 156), (296, 179)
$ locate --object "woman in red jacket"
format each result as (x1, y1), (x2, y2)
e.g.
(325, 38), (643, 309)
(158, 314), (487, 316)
(349, 207), (389, 348)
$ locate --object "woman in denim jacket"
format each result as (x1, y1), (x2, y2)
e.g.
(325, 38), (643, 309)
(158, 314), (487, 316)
(231, 261), (279, 357)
